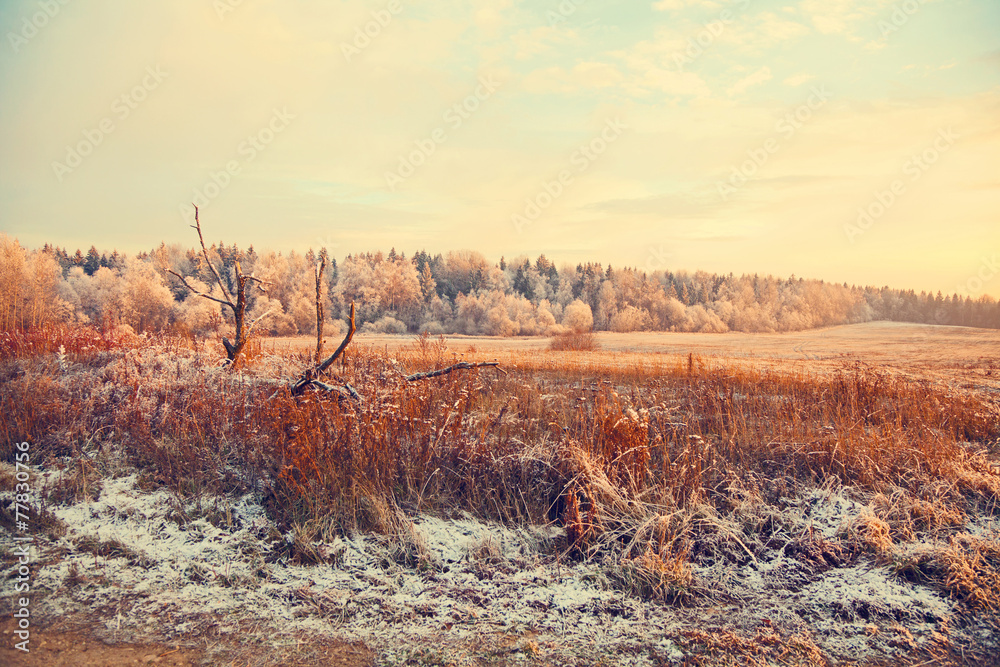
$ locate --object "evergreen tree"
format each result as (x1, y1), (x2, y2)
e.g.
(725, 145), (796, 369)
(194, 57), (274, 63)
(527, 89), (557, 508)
(512, 265), (532, 299)
(84, 246), (101, 275)
(54, 248), (71, 272)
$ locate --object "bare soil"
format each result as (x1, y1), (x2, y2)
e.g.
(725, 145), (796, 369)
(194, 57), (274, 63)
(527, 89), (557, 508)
(0, 619), (204, 666)
(0, 618), (374, 667)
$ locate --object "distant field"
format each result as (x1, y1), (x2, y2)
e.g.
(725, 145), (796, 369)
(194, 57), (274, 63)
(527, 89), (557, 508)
(271, 321), (1000, 392)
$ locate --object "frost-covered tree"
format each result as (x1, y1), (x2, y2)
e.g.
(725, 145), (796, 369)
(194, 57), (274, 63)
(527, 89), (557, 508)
(562, 299), (594, 333)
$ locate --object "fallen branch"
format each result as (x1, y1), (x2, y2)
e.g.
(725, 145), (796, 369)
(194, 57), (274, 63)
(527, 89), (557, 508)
(309, 379), (363, 402)
(288, 302), (356, 397)
(406, 361), (505, 382)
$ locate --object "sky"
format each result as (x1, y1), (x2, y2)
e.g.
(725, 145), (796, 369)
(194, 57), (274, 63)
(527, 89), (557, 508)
(0, 0), (998, 298)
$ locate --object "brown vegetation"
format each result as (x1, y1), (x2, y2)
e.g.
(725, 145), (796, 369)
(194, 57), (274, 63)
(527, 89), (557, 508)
(2, 323), (1000, 662)
(548, 330), (600, 351)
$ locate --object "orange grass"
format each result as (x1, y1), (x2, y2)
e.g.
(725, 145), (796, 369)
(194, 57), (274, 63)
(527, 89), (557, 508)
(2, 324), (999, 609)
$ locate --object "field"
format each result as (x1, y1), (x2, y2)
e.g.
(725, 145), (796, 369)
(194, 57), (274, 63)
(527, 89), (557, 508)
(2, 322), (1000, 666)
(276, 322), (1000, 391)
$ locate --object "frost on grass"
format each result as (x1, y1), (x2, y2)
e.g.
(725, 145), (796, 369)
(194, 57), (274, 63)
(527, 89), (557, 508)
(3, 472), (992, 665)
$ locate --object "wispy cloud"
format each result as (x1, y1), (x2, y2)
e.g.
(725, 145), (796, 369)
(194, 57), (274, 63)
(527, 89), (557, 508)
(728, 66), (772, 96)
(652, 0), (725, 12)
(0, 0), (996, 297)
(784, 73), (816, 87)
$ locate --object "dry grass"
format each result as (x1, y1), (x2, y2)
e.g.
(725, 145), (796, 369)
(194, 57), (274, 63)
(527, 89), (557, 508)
(676, 625), (829, 667)
(3, 323), (1000, 632)
(940, 535), (1000, 614)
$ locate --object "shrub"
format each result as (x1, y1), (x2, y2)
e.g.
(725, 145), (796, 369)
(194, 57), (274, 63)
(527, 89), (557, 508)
(549, 331), (600, 351)
(418, 320), (445, 336)
(363, 315), (408, 334)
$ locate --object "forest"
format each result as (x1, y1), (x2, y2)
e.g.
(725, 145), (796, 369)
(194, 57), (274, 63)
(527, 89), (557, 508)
(1, 233), (998, 336)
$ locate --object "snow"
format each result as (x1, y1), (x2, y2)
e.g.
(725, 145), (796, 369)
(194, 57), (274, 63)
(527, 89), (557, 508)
(799, 487), (866, 539)
(1, 472), (992, 664)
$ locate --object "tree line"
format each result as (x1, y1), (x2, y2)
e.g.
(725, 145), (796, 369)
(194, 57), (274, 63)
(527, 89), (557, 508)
(1, 234), (997, 336)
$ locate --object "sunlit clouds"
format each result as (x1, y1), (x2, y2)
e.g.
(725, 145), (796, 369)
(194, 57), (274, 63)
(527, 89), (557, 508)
(0, 0), (997, 297)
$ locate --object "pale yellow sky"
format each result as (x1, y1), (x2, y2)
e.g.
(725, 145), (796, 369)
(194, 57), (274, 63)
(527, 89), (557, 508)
(1, 0), (998, 298)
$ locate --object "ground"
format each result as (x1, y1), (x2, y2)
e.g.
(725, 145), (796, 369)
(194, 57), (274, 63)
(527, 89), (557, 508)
(0, 618), (373, 666)
(3, 322), (999, 666)
(0, 619), (205, 666)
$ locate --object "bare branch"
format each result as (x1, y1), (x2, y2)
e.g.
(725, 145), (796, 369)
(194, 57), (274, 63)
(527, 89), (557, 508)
(171, 207), (268, 367)
(191, 205), (233, 304)
(315, 302), (355, 375)
(166, 269), (232, 309)
(405, 361), (505, 382)
(247, 275), (270, 291)
(310, 379), (362, 402)
(245, 307), (276, 339)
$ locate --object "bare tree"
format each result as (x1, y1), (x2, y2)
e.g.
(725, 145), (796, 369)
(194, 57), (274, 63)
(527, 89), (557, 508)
(289, 302), (356, 397)
(167, 206), (272, 367)
(315, 251), (326, 363)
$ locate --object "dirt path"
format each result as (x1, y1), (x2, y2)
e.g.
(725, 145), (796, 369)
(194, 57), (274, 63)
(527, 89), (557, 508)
(0, 621), (203, 666)
(0, 620), (374, 667)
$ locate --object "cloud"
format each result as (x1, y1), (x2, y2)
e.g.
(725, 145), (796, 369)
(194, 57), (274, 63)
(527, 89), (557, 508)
(622, 64), (712, 98)
(572, 61), (626, 88)
(796, 0), (899, 37)
(979, 48), (1000, 66)
(508, 25), (582, 60)
(473, 0), (515, 35)
(671, 11), (809, 54)
(652, 0), (723, 11)
(727, 66), (772, 96)
(520, 62), (626, 94)
(754, 12), (812, 43)
(784, 73), (816, 87)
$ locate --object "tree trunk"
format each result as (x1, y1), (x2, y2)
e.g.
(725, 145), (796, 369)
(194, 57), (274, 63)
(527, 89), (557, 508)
(289, 302), (355, 396)
(315, 256), (326, 364)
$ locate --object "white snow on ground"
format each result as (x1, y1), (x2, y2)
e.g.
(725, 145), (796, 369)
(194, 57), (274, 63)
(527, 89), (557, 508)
(798, 487), (867, 539)
(1, 470), (988, 665)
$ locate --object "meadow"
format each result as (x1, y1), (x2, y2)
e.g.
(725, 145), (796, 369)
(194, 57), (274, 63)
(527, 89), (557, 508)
(1, 322), (999, 666)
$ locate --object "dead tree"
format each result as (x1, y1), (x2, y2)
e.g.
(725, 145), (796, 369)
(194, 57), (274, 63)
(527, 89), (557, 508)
(282, 307), (506, 401)
(289, 302), (357, 397)
(167, 205), (271, 367)
(314, 252), (326, 364)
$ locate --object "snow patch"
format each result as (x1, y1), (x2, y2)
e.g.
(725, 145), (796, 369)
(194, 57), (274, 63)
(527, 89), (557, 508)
(0, 475), (981, 664)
